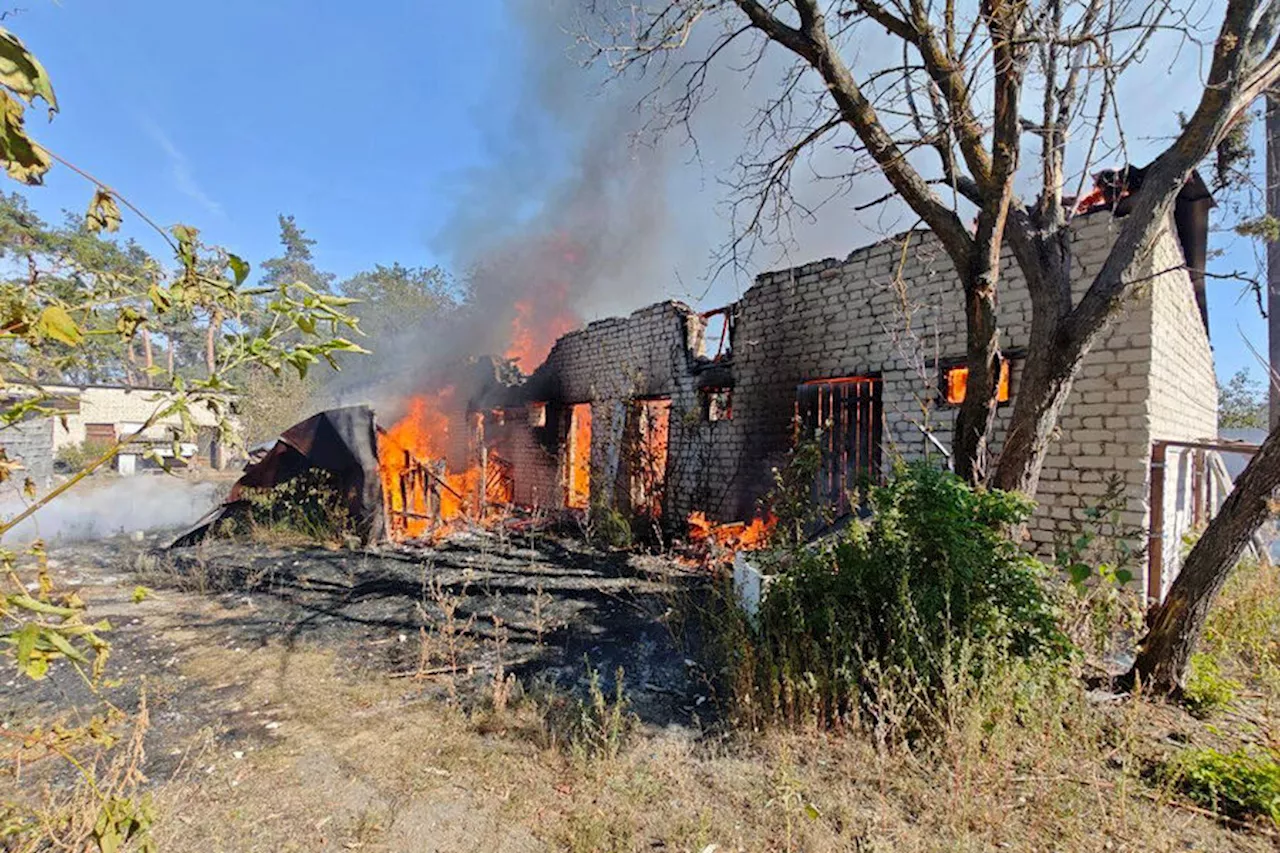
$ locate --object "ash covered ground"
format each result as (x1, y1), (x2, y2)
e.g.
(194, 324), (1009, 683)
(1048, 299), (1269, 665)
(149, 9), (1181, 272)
(3, 528), (712, 784)
(142, 530), (710, 724)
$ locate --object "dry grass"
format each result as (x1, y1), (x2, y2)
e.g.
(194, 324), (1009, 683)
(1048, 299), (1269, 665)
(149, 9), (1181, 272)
(94, 638), (1262, 853)
(9, 545), (1280, 852)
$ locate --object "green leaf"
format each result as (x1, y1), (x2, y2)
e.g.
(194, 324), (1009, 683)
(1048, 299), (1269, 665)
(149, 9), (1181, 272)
(0, 89), (50, 184)
(8, 593), (79, 617)
(171, 224), (198, 270)
(1115, 568), (1134, 586)
(14, 621), (37, 671)
(86, 189), (122, 234)
(148, 283), (172, 313)
(328, 338), (371, 354)
(0, 28), (57, 111)
(36, 305), (84, 346)
(132, 585), (151, 603)
(23, 653), (48, 679)
(1068, 563), (1092, 586)
(41, 627), (89, 663)
(227, 253), (250, 287)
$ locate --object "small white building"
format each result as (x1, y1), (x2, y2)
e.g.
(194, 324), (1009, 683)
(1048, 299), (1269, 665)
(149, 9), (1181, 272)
(3, 383), (236, 488)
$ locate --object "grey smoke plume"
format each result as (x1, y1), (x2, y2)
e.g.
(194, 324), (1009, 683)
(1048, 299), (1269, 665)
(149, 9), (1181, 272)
(325, 0), (894, 417)
(0, 476), (220, 544)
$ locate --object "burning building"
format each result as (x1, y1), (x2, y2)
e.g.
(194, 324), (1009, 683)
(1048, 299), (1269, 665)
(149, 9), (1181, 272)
(185, 191), (1218, 602)
(383, 200), (1215, 588)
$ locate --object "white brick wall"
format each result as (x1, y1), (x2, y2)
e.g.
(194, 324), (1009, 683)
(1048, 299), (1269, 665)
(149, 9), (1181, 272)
(503, 211), (1219, 586)
(47, 385), (225, 450)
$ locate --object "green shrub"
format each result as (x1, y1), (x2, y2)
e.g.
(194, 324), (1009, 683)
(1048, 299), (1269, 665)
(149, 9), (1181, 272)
(1182, 652), (1240, 717)
(589, 504), (634, 550)
(53, 438), (116, 474)
(768, 440), (828, 547)
(731, 463), (1070, 735)
(1168, 747), (1280, 825)
(234, 469), (354, 546)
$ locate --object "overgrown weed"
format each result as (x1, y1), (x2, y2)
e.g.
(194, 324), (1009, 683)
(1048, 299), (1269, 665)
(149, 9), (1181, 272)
(1052, 473), (1146, 663)
(233, 469), (356, 548)
(712, 463), (1071, 741)
(1, 691), (156, 853)
(1165, 746), (1280, 826)
(538, 659), (635, 765)
(1204, 556), (1280, 697)
(1183, 652), (1241, 717)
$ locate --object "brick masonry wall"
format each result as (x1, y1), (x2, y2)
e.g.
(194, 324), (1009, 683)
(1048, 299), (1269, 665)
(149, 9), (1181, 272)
(1146, 239), (1218, 442)
(716, 212), (1214, 576)
(3, 416), (54, 491)
(509, 212), (1217, 586)
(511, 302), (707, 517)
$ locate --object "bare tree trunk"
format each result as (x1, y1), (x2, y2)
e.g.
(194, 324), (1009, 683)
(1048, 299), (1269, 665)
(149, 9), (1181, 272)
(991, 343), (1081, 495)
(992, 221), (1075, 496)
(953, 274), (1002, 484)
(141, 328), (153, 373)
(1128, 423), (1280, 693)
(167, 338), (175, 379)
(205, 309), (222, 378)
(1268, 93), (1280, 428)
(125, 337), (137, 386)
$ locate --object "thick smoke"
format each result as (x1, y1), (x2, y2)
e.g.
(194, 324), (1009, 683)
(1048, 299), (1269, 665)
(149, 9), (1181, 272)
(322, 0), (893, 420)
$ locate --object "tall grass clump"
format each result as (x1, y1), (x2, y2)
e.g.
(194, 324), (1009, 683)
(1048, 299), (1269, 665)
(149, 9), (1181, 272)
(722, 463), (1071, 738)
(1203, 556), (1280, 695)
(229, 469), (356, 547)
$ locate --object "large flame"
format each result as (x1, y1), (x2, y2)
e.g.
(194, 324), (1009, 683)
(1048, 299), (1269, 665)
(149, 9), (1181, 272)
(503, 291), (578, 368)
(501, 240), (581, 367)
(379, 236), (586, 538)
(379, 387), (481, 540)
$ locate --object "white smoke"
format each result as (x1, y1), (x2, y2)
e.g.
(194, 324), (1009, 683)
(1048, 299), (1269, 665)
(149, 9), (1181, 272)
(0, 476), (221, 544)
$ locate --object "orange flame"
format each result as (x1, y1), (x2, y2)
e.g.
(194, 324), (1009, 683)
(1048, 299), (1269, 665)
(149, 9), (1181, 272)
(687, 511), (776, 553)
(379, 387), (481, 540)
(566, 402), (592, 509)
(503, 292), (578, 368)
(501, 238), (582, 368)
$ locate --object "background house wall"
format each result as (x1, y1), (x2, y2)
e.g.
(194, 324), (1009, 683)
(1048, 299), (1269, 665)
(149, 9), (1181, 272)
(0, 385), (235, 490)
(49, 385), (223, 451)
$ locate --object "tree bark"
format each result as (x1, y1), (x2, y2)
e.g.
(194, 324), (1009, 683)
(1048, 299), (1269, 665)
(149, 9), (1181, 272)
(1129, 423), (1280, 692)
(1268, 92), (1280, 428)
(991, 338), (1082, 495)
(953, 270), (1003, 483)
(141, 327), (153, 373)
(205, 309), (222, 378)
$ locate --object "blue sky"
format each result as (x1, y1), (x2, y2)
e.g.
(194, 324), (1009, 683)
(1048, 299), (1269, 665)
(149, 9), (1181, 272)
(14, 0), (518, 276)
(7, 0), (1270, 387)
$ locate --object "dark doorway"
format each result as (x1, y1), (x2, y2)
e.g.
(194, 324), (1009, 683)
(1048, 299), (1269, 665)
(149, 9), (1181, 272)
(796, 376), (883, 516)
